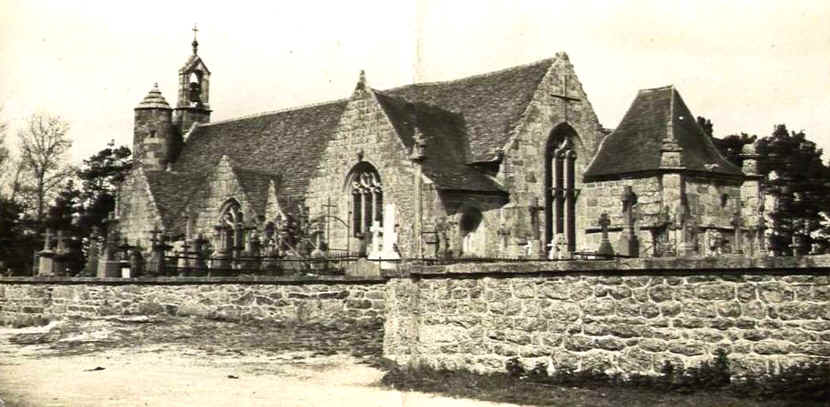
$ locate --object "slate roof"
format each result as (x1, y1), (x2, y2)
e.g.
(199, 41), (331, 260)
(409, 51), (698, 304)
(142, 58), (554, 223)
(374, 91), (504, 193)
(583, 86), (743, 181)
(144, 170), (205, 232)
(384, 58), (554, 163)
(173, 100), (348, 200)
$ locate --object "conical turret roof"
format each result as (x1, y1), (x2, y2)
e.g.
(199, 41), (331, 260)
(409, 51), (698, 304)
(136, 83), (171, 109)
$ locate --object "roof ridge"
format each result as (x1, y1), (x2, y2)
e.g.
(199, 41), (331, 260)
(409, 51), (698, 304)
(380, 57), (555, 93)
(199, 97), (349, 127)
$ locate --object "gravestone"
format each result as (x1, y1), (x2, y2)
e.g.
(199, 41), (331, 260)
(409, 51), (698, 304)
(596, 213), (614, 257)
(37, 229), (56, 276)
(368, 220), (383, 260)
(380, 204), (401, 270)
(82, 227), (101, 277)
(731, 210), (743, 255)
(616, 186), (639, 257)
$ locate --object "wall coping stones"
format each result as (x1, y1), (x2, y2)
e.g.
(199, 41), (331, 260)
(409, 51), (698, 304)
(0, 275), (387, 286)
(395, 255), (830, 277)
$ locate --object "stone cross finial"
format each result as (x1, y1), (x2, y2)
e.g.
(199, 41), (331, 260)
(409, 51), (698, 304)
(597, 213), (614, 257)
(55, 230), (68, 255)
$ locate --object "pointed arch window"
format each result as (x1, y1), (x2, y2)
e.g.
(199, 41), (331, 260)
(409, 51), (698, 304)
(544, 125), (579, 253)
(347, 164), (382, 237)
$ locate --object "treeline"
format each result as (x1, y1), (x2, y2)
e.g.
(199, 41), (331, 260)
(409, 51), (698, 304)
(699, 117), (830, 255)
(0, 111), (132, 275)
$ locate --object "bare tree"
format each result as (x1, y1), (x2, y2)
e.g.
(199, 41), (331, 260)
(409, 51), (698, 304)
(0, 105), (8, 173)
(16, 112), (73, 226)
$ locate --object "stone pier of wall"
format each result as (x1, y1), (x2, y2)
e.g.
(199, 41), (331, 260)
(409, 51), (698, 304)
(383, 256), (830, 377)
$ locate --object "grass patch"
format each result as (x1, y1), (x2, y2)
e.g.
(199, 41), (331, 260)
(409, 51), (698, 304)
(380, 352), (830, 407)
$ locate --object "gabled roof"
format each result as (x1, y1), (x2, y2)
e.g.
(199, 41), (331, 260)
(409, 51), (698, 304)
(179, 54), (211, 74)
(384, 58), (554, 163)
(583, 86), (743, 181)
(144, 170), (205, 232)
(232, 167), (279, 217)
(374, 91), (505, 193)
(172, 100), (348, 202)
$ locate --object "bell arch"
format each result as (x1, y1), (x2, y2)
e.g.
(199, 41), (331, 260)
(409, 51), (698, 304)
(544, 123), (580, 253)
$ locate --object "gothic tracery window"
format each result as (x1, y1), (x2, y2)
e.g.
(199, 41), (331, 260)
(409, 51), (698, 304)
(218, 199), (244, 253)
(544, 124), (579, 253)
(348, 164), (382, 237)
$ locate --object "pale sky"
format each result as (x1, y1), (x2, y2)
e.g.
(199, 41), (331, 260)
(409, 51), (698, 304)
(2, 0), (830, 165)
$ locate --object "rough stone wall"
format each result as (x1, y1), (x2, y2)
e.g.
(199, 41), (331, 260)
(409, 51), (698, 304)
(0, 278), (385, 329)
(118, 168), (163, 248)
(685, 176), (741, 228)
(306, 89), (419, 256)
(384, 261), (830, 377)
(499, 55), (605, 253)
(134, 108), (176, 171)
(188, 156), (260, 246)
(581, 177), (662, 255)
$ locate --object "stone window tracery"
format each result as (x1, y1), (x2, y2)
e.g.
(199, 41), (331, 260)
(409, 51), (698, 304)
(348, 164), (382, 237)
(545, 124), (579, 253)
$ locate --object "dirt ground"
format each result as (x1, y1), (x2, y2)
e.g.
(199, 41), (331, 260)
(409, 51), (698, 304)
(0, 316), (513, 407)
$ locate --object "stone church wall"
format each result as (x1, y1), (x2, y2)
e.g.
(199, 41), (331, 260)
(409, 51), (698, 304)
(581, 177), (662, 255)
(118, 169), (163, 248)
(306, 92), (420, 257)
(498, 56), (605, 253)
(384, 257), (830, 377)
(187, 158), (260, 246)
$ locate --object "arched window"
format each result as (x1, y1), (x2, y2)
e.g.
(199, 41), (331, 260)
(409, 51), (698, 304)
(346, 163), (382, 237)
(218, 199), (244, 253)
(544, 124), (578, 253)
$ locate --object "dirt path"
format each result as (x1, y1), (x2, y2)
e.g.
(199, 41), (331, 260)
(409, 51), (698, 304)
(0, 319), (515, 407)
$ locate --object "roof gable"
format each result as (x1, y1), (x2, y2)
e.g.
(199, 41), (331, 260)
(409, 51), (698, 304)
(374, 91), (505, 193)
(584, 86), (743, 180)
(143, 169), (206, 233)
(384, 58), (554, 163)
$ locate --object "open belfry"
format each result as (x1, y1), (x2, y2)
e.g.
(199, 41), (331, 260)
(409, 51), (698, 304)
(115, 32), (765, 263)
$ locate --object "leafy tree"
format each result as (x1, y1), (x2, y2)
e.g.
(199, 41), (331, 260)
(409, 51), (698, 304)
(16, 112), (74, 227)
(697, 116), (756, 167)
(76, 140), (132, 232)
(757, 125), (830, 255)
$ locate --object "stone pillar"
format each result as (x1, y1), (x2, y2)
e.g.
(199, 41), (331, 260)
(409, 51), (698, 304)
(368, 220), (383, 260)
(210, 223), (231, 275)
(37, 228), (56, 276)
(82, 227), (101, 277)
(731, 210), (744, 255)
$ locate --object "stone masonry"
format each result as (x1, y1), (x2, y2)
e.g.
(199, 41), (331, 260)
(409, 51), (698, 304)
(384, 256), (830, 377)
(0, 277), (385, 329)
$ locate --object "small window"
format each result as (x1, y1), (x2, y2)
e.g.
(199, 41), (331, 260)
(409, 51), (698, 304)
(721, 194), (729, 208)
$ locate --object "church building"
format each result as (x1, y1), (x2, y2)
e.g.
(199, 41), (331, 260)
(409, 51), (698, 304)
(116, 37), (765, 261)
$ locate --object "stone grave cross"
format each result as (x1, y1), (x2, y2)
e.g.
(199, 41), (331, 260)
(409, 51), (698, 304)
(596, 213), (614, 257)
(368, 219), (383, 259)
(42, 228), (54, 251)
(617, 186), (639, 257)
(380, 204), (401, 269)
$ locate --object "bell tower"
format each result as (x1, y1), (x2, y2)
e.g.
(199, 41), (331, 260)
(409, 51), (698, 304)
(173, 25), (212, 136)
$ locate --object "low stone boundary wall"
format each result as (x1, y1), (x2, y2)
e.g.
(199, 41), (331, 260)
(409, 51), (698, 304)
(383, 256), (830, 377)
(0, 276), (386, 329)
